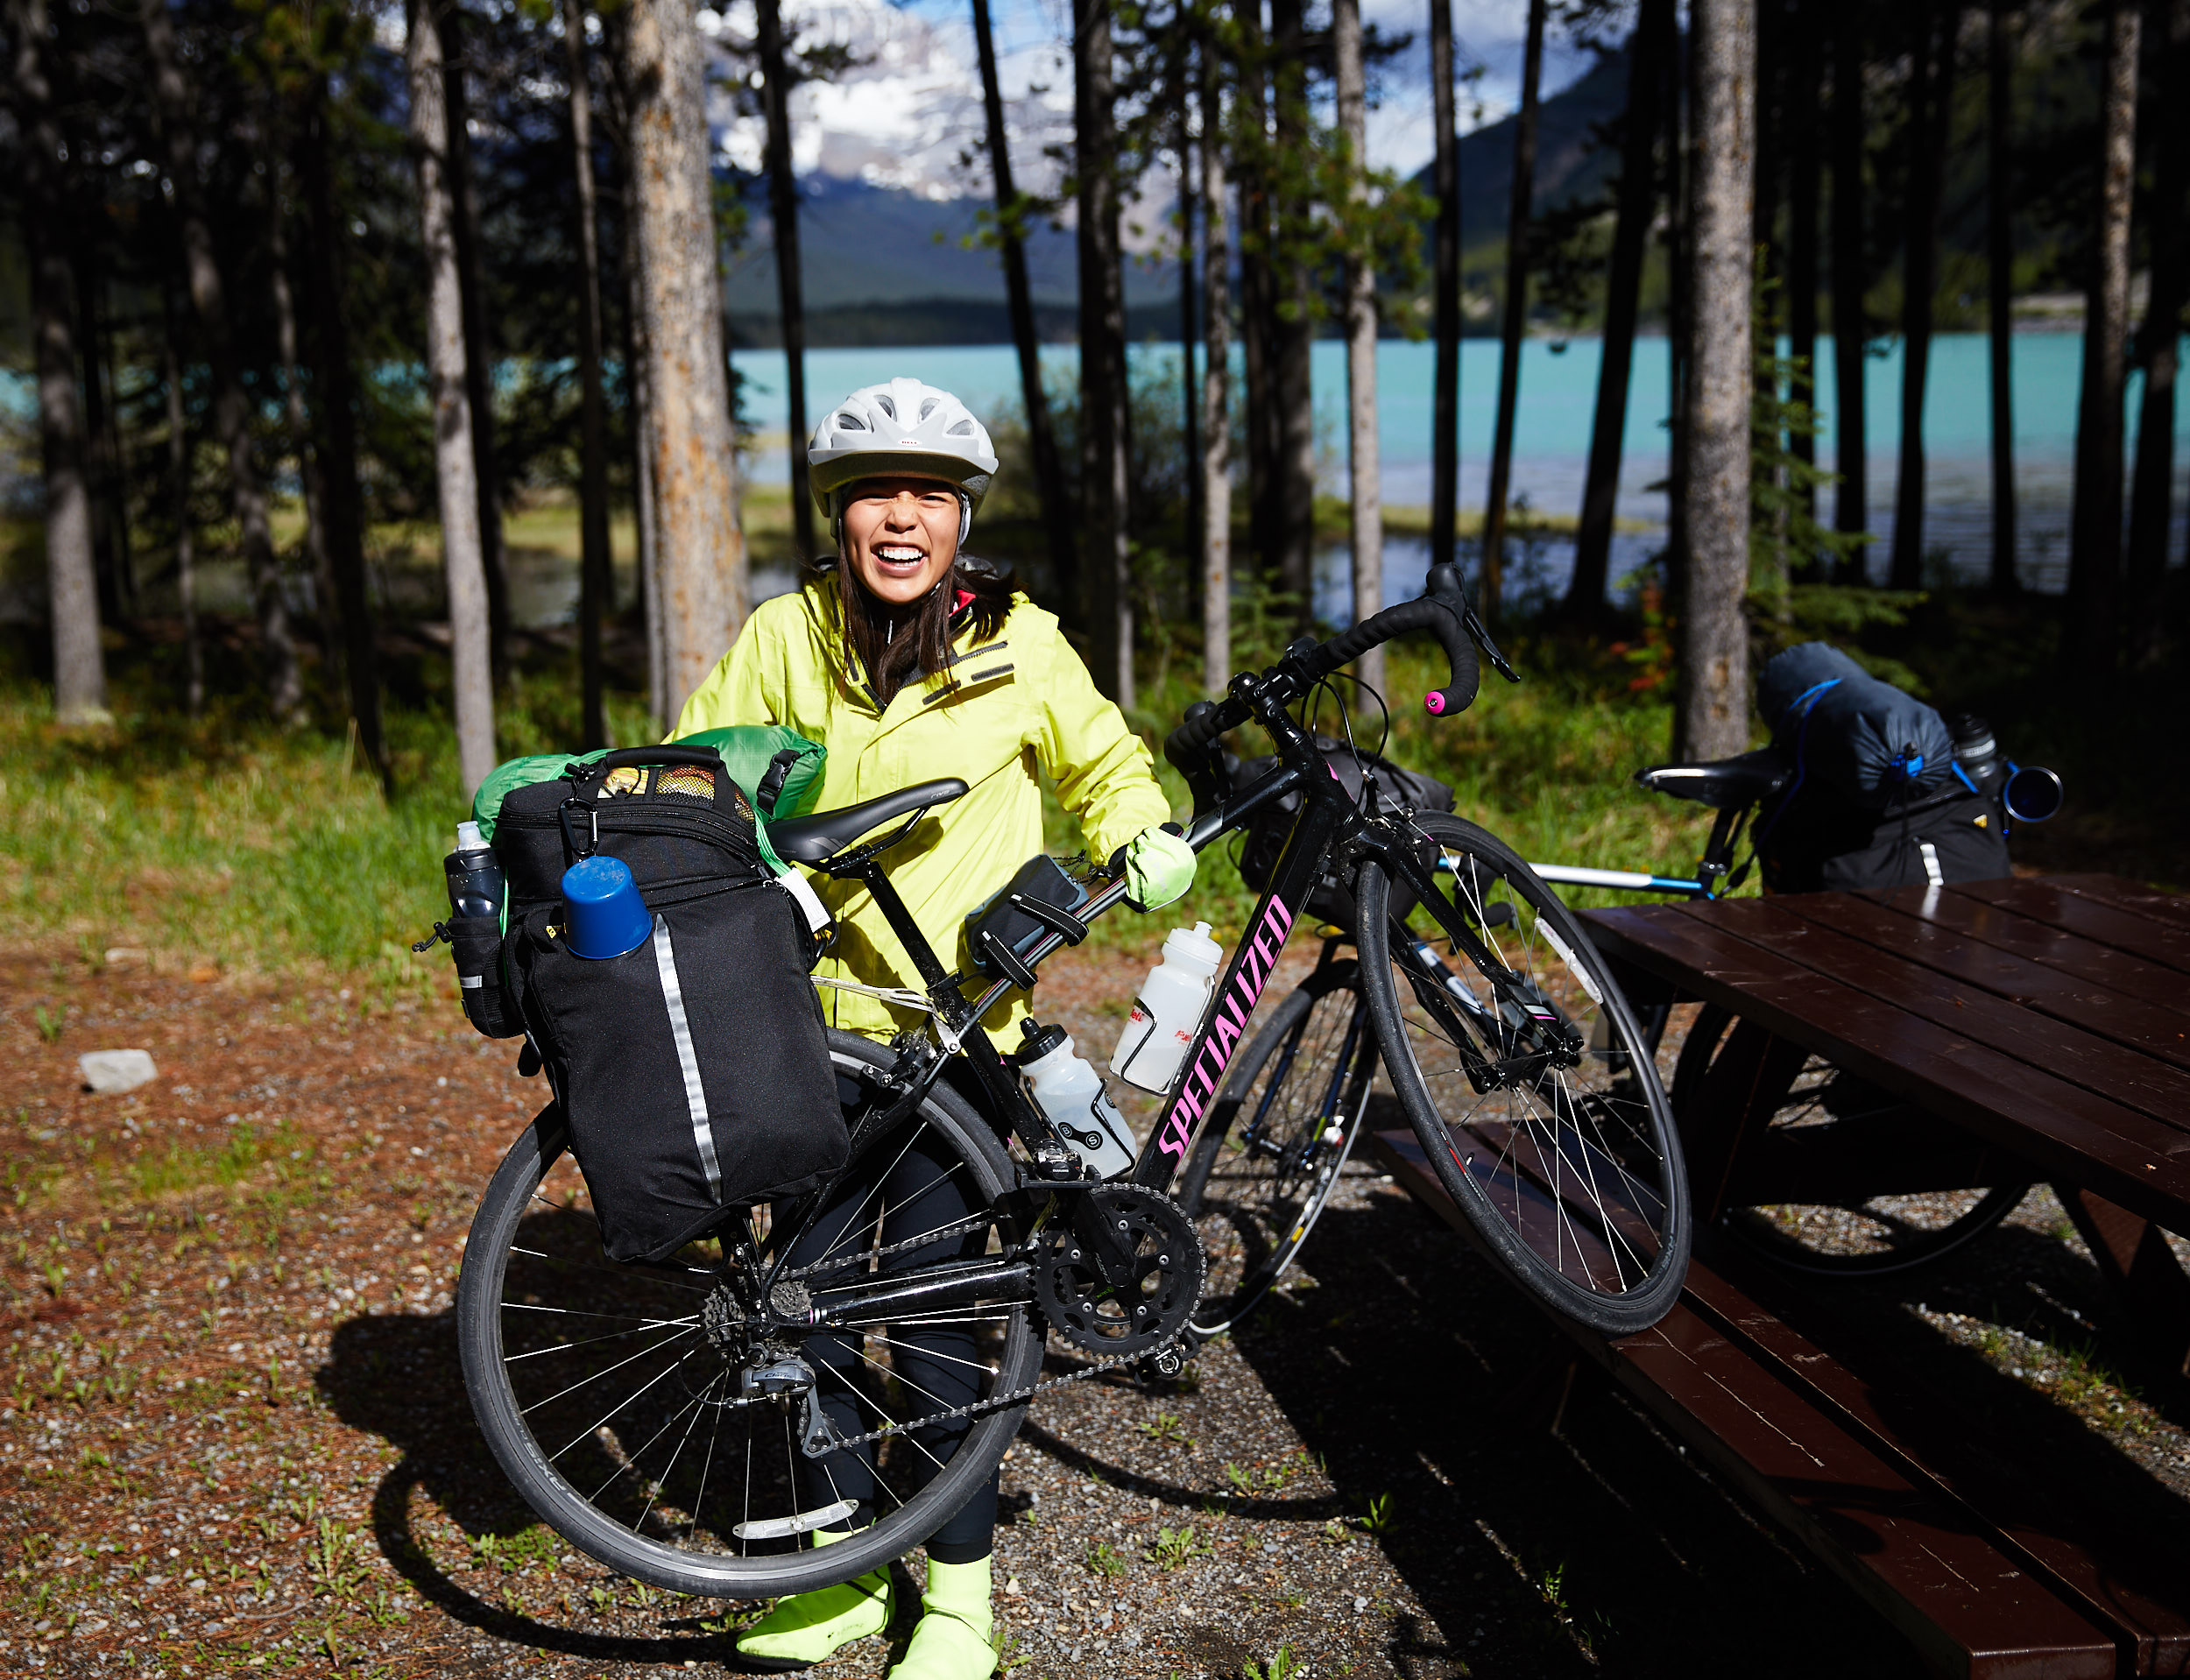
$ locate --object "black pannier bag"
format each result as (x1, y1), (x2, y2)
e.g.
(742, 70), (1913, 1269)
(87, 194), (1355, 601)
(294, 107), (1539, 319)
(498, 746), (847, 1264)
(1234, 737), (1456, 925)
(1756, 782), (2011, 894)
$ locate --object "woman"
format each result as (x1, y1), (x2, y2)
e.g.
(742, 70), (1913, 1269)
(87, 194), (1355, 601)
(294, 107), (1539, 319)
(671, 378), (1194, 1678)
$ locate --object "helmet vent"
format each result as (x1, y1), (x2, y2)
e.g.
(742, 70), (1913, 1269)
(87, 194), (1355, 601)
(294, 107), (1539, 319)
(873, 393), (897, 420)
(836, 411), (865, 430)
(918, 398), (940, 421)
(947, 419), (974, 435)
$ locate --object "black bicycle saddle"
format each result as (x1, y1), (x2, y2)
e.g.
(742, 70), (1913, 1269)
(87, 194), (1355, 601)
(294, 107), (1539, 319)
(768, 779), (971, 865)
(1633, 748), (1792, 811)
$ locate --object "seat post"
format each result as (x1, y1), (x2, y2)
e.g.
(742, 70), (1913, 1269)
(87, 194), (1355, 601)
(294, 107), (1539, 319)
(839, 859), (959, 996)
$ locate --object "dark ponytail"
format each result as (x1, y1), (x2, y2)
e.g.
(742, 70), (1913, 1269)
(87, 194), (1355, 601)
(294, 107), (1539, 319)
(830, 557), (1014, 708)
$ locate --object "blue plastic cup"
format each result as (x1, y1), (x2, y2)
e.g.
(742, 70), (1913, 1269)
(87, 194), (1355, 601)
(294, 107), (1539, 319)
(562, 856), (653, 959)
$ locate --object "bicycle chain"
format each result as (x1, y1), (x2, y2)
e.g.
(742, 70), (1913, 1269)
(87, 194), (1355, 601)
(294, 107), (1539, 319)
(774, 1211), (1000, 1283)
(804, 1329), (1181, 1455)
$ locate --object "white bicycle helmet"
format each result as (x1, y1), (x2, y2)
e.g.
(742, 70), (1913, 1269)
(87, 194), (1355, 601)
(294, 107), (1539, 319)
(809, 378), (1000, 542)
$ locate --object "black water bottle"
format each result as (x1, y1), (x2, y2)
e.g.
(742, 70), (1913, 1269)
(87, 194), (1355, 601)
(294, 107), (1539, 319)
(1946, 713), (2005, 799)
(443, 821), (520, 1037)
(444, 820), (505, 921)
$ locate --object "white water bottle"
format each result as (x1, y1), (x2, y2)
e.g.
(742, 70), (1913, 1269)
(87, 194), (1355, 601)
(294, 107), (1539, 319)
(1016, 1021), (1136, 1179)
(1109, 921), (1224, 1091)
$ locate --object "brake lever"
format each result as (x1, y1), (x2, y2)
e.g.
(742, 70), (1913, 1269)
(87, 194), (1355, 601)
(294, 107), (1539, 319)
(1460, 597), (1521, 685)
(1424, 561), (1520, 684)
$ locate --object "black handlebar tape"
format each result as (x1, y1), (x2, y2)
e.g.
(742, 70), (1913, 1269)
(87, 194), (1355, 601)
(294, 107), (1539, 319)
(1309, 598), (1480, 717)
(1163, 696), (1252, 774)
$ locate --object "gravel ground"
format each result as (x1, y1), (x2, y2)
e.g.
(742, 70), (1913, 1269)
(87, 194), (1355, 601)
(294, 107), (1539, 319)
(4, 944), (2186, 1678)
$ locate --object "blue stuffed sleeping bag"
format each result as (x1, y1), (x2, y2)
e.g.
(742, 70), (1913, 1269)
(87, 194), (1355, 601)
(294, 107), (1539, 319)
(1757, 643), (1955, 811)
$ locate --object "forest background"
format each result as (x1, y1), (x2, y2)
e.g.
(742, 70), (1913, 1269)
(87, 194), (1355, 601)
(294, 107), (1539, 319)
(0, 0), (2183, 985)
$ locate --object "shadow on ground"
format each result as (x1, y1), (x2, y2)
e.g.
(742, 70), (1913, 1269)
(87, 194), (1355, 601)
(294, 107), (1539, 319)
(317, 1309), (748, 1665)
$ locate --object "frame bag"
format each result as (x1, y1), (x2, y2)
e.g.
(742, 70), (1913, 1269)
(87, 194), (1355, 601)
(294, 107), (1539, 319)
(1235, 737), (1455, 925)
(498, 746), (847, 1264)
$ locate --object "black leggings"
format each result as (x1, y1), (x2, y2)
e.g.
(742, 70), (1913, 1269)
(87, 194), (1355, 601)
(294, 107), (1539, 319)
(787, 1112), (998, 1564)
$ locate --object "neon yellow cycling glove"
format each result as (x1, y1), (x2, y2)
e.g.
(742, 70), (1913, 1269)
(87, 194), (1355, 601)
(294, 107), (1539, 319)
(1124, 824), (1197, 911)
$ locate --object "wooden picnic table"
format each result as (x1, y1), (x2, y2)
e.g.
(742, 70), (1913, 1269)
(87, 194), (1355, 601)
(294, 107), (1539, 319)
(1367, 872), (2190, 1680)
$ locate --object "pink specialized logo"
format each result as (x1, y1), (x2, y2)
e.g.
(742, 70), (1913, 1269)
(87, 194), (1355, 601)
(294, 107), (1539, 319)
(1155, 893), (1297, 1161)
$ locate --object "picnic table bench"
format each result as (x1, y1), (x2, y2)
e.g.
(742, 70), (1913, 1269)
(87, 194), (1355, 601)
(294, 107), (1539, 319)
(1367, 873), (2190, 1680)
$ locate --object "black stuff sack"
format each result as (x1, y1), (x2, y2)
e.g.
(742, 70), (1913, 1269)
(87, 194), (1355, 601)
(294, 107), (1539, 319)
(498, 746), (847, 1264)
(1757, 643), (1955, 810)
(1235, 738), (1455, 926)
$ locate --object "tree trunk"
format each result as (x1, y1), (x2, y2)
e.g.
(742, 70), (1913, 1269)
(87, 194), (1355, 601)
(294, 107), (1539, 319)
(11, 0), (106, 726)
(142, 0), (303, 722)
(1570, 0), (1671, 619)
(1665, 15), (1692, 610)
(2126, 0), (2188, 660)
(72, 232), (126, 624)
(1077, 0), (1133, 702)
(1237, 0), (1277, 580)
(755, 0), (815, 565)
(301, 74), (387, 787)
(1201, 48), (1233, 699)
(443, 12), (511, 686)
(268, 166), (336, 678)
(1481, 0), (1547, 629)
(1333, 0), (1383, 693)
(2066, 0), (2139, 671)
(1429, 0), (1460, 577)
(1268, 0), (1315, 620)
(160, 285), (203, 719)
(624, 0), (744, 717)
(410, 0), (498, 794)
(972, 0), (1076, 609)
(1890, 2), (1957, 590)
(1180, 76), (1202, 602)
(1787, 0), (1821, 535)
(1986, 0), (2017, 593)
(565, 0), (614, 747)
(1678, 0), (1755, 762)
(1665, 10), (1692, 598)
(1829, 4), (1869, 578)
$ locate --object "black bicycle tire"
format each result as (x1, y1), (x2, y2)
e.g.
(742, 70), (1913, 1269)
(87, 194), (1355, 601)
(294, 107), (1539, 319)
(1672, 1003), (2032, 1277)
(1356, 815), (1692, 1334)
(456, 1030), (1042, 1599)
(1176, 961), (1374, 1335)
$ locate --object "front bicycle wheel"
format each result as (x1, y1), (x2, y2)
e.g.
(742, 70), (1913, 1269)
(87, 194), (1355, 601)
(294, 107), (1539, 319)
(1176, 956), (1377, 1335)
(1357, 815), (1691, 1334)
(456, 1031), (1042, 1599)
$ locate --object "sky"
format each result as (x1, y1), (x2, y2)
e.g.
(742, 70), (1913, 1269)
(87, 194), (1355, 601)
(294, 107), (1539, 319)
(696, 0), (1606, 205)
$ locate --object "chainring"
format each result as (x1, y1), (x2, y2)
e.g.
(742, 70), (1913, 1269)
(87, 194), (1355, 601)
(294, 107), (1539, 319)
(1033, 1183), (1204, 1356)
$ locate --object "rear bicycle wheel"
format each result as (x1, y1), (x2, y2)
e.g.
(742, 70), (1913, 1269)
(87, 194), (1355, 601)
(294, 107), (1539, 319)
(1356, 815), (1691, 1334)
(1176, 957), (1377, 1335)
(456, 1031), (1042, 1599)
(1671, 1004), (2031, 1276)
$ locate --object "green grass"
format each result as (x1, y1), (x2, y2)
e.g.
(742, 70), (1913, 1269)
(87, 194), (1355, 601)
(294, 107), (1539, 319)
(0, 617), (1706, 978)
(9, 566), (2172, 980)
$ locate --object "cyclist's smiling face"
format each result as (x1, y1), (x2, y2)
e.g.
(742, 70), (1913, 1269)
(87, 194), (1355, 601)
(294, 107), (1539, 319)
(842, 476), (961, 606)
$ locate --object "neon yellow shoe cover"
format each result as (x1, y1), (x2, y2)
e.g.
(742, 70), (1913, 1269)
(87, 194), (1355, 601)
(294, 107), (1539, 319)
(886, 1556), (996, 1680)
(736, 1528), (892, 1672)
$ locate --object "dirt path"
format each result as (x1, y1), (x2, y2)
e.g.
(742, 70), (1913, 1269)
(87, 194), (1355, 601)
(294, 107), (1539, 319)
(2, 943), (2182, 1677)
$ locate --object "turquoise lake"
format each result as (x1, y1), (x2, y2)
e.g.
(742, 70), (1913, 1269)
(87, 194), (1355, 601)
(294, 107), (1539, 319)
(737, 334), (2186, 616)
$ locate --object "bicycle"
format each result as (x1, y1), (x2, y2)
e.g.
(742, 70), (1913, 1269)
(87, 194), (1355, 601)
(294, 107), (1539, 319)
(455, 560), (1692, 1603)
(1529, 745), (2060, 1278)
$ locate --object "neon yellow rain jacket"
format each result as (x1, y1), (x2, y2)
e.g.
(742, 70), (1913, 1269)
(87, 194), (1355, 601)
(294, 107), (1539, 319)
(671, 580), (1172, 1041)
